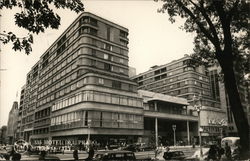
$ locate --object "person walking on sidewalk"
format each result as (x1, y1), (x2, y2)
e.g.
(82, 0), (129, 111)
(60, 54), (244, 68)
(73, 147), (79, 161)
(225, 142), (232, 161)
(86, 144), (95, 161)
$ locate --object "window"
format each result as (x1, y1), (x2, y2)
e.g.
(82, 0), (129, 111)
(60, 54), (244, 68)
(104, 53), (109, 60)
(107, 27), (111, 41)
(112, 81), (121, 89)
(92, 39), (97, 46)
(98, 78), (104, 85)
(120, 39), (128, 46)
(104, 43), (112, 51)
(92, 49), (96, 56)
(119, 58), (124, 63)
(104, 63), (111, 71)
(91, 60), (96, 67)
(71, 84), (76, 91)
(119, 68), (124, 73)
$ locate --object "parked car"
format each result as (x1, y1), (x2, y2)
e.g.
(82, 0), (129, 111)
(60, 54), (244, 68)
(122, 144), (140, 152)
(138, 144), (155, 152)
(93, 150), (152, 161)
(108, 144), (119, 150)
(163, 150), (186, 160)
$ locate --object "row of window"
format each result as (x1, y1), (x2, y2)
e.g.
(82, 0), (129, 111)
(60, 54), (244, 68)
(51, 110), (143, 129)
(35, 108), (50, 119)
(22, 115), (34, 124)
(136, 60), (207, 82)
(33, 128), (49, 135)
(38, 71), (78, 100)
(37, 73), (138, 107)
(140, 78), (210, 91)
(79, 47), (128, 66)
(34, 118), (50, 128)
(39, 36), (128, 87)
(37, 76), (80, 107)
(52, 90), (142, 112)
(34, 30), (128, 86)
(78, 57), (128, 75)
(39, 50), (78, 84)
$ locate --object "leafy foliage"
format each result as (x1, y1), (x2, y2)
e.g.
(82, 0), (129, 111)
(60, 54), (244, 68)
(0, 0), (84, 54)
(158, 0), (249, 81)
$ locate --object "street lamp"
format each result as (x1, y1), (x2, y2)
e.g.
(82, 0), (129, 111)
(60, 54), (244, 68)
(87, 119), (91, 145)
(172, 125), (176, 146)
(193, 93), (203, 157)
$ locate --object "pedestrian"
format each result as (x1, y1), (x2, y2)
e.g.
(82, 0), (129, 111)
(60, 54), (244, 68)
(9, 146), (21, 161)
(207, 144), (217, 161)
(86, 144), (95, 161)
(232, 144), (241, 160)
(217, 144), (224, 161)
(225, 142), (232, 161)
(73, 147), (79, 161)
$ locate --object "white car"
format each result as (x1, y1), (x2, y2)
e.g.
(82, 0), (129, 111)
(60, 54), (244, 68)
(185, 148), (209, 161)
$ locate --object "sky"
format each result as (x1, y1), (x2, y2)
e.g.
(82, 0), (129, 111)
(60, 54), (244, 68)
(0, 1), (195, 126)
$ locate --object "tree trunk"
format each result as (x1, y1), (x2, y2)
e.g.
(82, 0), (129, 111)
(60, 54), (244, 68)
(221, 62), (249, 156)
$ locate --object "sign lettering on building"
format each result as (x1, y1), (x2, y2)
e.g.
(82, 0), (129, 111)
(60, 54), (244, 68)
(208, 118), (227, 126)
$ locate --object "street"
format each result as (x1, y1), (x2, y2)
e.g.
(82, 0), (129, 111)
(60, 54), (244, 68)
(23, 146), (199, 161)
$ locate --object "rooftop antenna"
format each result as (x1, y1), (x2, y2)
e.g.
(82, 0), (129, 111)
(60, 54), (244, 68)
(15, 91), (18, 102)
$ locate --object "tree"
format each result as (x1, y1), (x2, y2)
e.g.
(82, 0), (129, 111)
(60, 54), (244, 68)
(157, 0), (249, 157)
(0, 0), (84, 54)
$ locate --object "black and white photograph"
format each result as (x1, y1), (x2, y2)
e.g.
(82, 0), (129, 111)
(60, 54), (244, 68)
(0, 0), (249, 160)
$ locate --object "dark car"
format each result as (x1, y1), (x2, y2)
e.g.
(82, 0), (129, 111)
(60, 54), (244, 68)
(93, 150), (136, 161)
(122, 144), (139, 152)
(163, 150), (185, 160)
(138, 145), (155, 152)
(93, 150), (151, 161)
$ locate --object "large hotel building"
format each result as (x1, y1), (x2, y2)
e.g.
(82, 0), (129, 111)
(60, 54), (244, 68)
(16, 12), (197, 147)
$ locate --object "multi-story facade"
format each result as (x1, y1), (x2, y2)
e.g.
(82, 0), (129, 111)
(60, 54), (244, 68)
(18, 12), (144, 147)
(132, 56), (227, 143)
(7, 101), (19, 144)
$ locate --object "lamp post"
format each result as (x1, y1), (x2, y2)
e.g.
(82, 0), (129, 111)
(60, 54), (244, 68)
(193, 93), (203, 157)
(87, 119), (91, 145)
(172, 125), (176, 146)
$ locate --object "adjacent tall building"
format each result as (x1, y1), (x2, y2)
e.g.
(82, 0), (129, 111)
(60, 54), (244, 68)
(132, 56), (228, 143)
(7, 101), (19, 144)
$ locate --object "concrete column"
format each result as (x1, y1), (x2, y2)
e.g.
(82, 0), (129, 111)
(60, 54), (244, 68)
(187, 120), (190, 145)
(155, 118), (158, 148)
(154, 101), (158, 147)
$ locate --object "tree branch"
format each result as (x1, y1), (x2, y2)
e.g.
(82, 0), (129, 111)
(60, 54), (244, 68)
(175, 0), (221, 52)
(228, 0), (239, 22)
(213, 0), (233, 54)
(188, 0), (220, 48)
